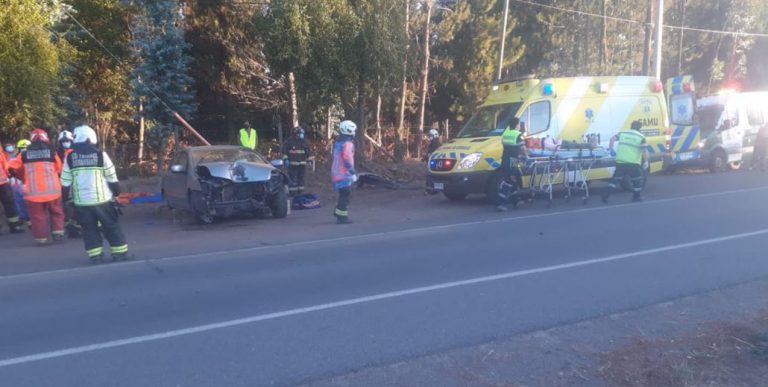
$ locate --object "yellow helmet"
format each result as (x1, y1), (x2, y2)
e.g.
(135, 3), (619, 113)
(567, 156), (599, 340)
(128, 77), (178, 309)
(16, 139), (31, 151)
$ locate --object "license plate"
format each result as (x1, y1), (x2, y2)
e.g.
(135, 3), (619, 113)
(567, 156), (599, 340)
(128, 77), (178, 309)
(677, 152), (696, 161)
(433, 182), (445, 191)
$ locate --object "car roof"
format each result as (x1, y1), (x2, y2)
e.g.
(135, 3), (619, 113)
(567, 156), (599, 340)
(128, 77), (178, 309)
(186, 145), (248, 153)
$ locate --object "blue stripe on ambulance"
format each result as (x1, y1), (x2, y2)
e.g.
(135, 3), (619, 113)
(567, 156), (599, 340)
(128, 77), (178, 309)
(671, 76), (684, 94)
(670, 126), (685, 150)
(657, 144), (666, 153)
(485, 158), (500, 169)
(679, 127), (699, 152)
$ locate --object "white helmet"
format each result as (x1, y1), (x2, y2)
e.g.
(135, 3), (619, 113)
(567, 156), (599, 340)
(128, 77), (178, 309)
(73, 125), (98, 145)
(428, 128), (439, 139)
(58, 130), (74, 142)
(339, 120), (357, 136)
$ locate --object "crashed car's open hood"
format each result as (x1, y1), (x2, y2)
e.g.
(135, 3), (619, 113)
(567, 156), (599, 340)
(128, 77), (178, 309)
(196, 160), (273, 182)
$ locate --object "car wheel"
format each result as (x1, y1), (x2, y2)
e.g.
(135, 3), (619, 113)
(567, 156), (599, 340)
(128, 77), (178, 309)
(710, 149), (728, 173)
(162, 190), (174, 210)
(269, 184), (289, 219)
(189, 191), (214, 224)
(443, 192), (468, 201)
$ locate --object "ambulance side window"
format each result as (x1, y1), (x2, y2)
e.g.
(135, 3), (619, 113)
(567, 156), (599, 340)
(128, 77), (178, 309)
(520, 101), (551, 135)
(726, 105), (740, 127)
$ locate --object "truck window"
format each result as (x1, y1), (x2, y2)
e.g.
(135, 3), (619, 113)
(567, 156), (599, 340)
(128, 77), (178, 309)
(519, 101), (551, 135)
(670, 94), (694, 126)
(748, 105), (764, 126)
(458, 102), (522, 138)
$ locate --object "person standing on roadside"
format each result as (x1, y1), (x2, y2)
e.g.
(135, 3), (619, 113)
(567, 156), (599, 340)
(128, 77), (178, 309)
(8, 129), (65, 244)
(283, 126), (311, 195)
(8, 140), (30, 226)
(239, 121), (258, 150)
(751, 123), (768, 171)
(424, 128), (442, 194)
(603, 120), (648, 203)
(496, 117), (527, 211)
(61, 125), (128, 263)
(0, 146), (24, 234)
(331, 120), (357, 224)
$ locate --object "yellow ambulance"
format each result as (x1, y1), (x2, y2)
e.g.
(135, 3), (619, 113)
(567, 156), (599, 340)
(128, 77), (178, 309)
(428, 75), (670, 200)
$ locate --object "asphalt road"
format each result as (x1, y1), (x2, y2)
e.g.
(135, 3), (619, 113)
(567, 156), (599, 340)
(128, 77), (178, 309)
(2, 171), (768, 386)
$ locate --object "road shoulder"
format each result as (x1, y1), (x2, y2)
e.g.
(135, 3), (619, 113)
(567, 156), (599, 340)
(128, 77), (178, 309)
(306, 277), (768, 387)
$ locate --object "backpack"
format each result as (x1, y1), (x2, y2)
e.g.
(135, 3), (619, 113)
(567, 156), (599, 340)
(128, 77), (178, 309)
(292, 194), (321, 210)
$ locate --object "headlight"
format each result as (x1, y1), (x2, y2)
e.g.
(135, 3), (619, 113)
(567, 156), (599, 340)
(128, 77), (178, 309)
(458, 153), (483, 169)
(698, 140), (706, 149)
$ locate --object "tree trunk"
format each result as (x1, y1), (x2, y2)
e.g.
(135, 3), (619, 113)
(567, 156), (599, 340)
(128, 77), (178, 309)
(599, 0), (608, 72)
(417, 0), (433, 161)
(642, 0), (653, 76)
(375, 79), (382, 144)
(357, 75), (368, 165)
(326, 106), (333, 140)
(138, 100), (145, 161)
(678, 0), (686, 74)
(288, 72), (299, 128)
(396, 0), (410, 161)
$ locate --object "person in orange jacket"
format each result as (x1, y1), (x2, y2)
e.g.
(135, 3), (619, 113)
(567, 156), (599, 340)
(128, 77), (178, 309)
(0, 149), (24, 234)
(8, 129), (66, 244)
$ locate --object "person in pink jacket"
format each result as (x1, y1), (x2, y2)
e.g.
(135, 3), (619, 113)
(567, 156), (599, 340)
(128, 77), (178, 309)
(331, 120), (357, 224)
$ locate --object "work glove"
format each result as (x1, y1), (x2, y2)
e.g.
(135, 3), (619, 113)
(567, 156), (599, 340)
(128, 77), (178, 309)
(642, 160), (649, 170)
(351, 174), (359, 183)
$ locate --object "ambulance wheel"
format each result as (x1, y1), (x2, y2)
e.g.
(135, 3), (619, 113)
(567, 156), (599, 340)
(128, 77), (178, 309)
(710, 150), (728, 173)
(444, 192), (468, 201)
(728, 161), (742, 171)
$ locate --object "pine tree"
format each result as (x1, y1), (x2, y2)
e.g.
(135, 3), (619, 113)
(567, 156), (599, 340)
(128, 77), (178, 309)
(131, 0), (196, 167)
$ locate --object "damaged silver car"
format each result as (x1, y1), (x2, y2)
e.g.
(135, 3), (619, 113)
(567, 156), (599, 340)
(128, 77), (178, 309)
(162, 146), (290, 224)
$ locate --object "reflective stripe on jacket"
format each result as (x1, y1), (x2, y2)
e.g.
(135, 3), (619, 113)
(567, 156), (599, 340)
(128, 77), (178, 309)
(283, 137), (311, 164)
(331, 137), (355, 189)
(0, 152), (9, 185)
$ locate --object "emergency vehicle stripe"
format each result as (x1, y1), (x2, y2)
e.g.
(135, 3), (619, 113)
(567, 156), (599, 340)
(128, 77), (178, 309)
(671, 76), (684, 94)
(671, 126), (685, 150)
(555, 77), (594, 140)
(450, 152), (456, 159)
(680, 127), (700, 152)
(657, 144), (666, 153)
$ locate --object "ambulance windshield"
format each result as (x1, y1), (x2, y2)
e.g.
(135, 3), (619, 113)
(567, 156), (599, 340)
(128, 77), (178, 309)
(698, 105), (724, 134)
(458, 103), (522, 138)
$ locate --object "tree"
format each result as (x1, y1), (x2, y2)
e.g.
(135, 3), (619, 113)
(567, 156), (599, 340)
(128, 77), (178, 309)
(0, 0), (64, 136)
(131, 0), (196, 169)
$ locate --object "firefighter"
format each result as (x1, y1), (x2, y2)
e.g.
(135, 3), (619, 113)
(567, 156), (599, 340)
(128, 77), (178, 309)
(0, 147), (24, 234)
(332, 120), (357, 224)
(239, 121), (258, 150)
(61, 125), (128, 263)
(8, 129), (65, 244)
(9, 140), (30, 226)
(603, 120), (648, 203)
(283, 126), (311, 195)
(56, 130), (81, 238)
(497, 117), (527, 211)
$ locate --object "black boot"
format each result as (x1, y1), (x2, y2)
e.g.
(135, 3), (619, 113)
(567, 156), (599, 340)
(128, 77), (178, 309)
(9, 222), (25, 234)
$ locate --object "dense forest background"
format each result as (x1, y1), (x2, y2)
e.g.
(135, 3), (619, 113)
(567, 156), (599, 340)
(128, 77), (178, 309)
(2, 0), (767, 163)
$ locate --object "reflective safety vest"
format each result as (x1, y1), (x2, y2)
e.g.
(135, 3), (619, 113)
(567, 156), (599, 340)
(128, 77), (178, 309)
(615, 130), (646, 165)
(61, 146), (119, 206)
(239, 128), (258, 150)
(14, 142), (62, 202)
(501, 128), (523, 146)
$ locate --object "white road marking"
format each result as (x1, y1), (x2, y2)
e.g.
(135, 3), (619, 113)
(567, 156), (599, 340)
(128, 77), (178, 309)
(2, 226), (768, 368)
(3, 185), (768, 281)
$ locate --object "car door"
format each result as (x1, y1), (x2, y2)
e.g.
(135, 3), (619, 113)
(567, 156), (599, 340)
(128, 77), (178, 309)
(163, 151), (190, 209)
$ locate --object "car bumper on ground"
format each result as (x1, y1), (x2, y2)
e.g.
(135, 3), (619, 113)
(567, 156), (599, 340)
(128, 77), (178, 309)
(428, 171), (494, 195)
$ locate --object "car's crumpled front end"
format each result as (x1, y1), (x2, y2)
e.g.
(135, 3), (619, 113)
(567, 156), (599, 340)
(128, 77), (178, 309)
(193, 161), (287, 217)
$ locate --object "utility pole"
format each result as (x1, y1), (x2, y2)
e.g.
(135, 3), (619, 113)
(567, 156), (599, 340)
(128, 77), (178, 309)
(497, 0), (510, 80)
(655, 0), (664, 80)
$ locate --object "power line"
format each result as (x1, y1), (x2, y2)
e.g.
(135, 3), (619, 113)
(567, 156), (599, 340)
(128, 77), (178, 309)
(513, 0), (768, 38)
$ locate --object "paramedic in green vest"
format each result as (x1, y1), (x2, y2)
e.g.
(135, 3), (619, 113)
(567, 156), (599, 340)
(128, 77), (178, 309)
(497, 117), (527, 211)
(239, 121), (258, 150)
(603, 120), (648, 203)
(61, 125), (129, 263)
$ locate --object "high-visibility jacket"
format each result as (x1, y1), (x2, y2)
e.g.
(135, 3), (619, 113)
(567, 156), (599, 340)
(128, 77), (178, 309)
(0, 152), (9, 186)
(282, 137), (311, 165)
(239, 128), (258, 150)
(615, 130), (646, 165)
(60, 144), (119, 206)
(501, 128), (523, 146)
(331, 136), (355, 190)
(9, 142), (62, 202)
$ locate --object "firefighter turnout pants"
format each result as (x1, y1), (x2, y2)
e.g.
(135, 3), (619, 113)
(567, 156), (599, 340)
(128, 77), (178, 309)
(335, 187), (351, 220)
(76, 203), (128, 259)
(0, 184), (20, 225)
(288, 165), (306, 194)
(27, 199), (65, 242)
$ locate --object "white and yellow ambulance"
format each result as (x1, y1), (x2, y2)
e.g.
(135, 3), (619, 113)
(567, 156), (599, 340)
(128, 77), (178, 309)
(428, 75), (669, 200)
